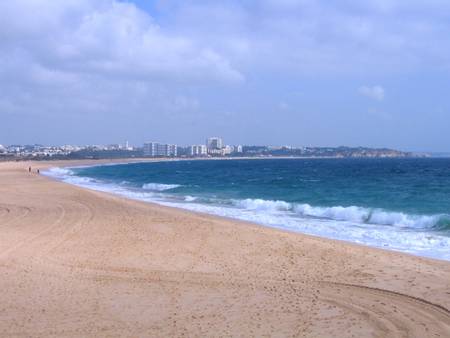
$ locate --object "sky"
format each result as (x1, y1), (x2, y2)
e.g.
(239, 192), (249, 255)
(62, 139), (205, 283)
(1, 0), (450, 151)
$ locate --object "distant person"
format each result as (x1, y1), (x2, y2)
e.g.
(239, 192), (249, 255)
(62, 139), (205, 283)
(28, 166), (31, 173)
(37, 169), (40, 174)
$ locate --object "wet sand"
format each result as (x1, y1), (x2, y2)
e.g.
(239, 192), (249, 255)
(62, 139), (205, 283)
(0, 160), (449, 337)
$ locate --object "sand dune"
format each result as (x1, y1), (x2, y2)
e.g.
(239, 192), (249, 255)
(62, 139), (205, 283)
(0, 161), (449, 337)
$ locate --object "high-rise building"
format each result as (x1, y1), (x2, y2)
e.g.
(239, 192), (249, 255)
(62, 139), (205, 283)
(189, 145), (207, 157)
(143, 142), (177, 157)
(167, 144), (177, 157)
(206, 137), (223, 151)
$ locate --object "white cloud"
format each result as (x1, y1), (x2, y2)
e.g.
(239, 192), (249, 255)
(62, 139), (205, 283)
(1, 0), (450, 146)
(359, 85), (385, 101)
(165, 0), (450, 75)
(0, 1), (244, 85)
(0, 0), (246, 143)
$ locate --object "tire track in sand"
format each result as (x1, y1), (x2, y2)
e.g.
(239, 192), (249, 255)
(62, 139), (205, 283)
(36, 199), (95, 258)
(0, 204), (66, 260)
(317, 281), (450, 337)
(0, 204), (32, 228)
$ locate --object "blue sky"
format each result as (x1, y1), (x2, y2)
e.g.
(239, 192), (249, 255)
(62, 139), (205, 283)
(1, 0), (450, 151)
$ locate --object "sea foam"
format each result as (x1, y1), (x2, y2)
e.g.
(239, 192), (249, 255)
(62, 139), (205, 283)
(42, 166), (450, 261)
(142, 183), (181, 191)
(234, 198), (448, 230)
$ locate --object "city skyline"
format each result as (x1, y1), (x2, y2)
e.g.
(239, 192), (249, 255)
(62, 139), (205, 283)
(0, 138), (428, 153)
(1, 1), (450, 152)
(0, 135), (421, 160)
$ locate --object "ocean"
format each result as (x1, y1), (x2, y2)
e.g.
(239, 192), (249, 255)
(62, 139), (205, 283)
(44, 158), (450, 261)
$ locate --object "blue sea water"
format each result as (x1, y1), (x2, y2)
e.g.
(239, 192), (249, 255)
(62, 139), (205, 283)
(44, 158), (450, 261)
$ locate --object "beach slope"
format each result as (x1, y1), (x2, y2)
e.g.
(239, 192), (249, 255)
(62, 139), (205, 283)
(0, 161), (449, 337)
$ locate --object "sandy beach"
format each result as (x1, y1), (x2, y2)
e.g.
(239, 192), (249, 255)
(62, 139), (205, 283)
(0, 160), (449, 337)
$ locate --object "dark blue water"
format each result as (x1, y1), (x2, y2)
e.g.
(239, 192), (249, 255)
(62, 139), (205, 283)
(46, 158), (450, 260)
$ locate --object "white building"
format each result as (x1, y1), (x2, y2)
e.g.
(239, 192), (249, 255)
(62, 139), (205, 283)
(189, 145), (207, 157)
(61, 145), (81, 152)
(222, 145), (233, 155)
(123, 141), (133, 151)
(143, 142), (177, 157)
(168, 144), (177, 157)
(106, 144), (121, 150)
(206, 137), (223, 151)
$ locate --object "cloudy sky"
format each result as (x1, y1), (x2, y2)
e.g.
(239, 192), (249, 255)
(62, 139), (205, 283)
(1, 0), (450, 151)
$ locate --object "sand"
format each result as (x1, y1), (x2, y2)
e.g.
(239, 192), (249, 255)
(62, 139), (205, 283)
(0, 160), (449, 337)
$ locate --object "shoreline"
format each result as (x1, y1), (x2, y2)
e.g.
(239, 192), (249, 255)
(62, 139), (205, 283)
(44, 159), (450, 263)
(0, 154), (429, 165)
(0, 160), (449, 336)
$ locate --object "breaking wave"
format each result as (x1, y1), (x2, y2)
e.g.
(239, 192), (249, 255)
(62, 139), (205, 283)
(142, 183), (181, 191)
(42, 165), (450, 261)
(234, 198), (450, 230)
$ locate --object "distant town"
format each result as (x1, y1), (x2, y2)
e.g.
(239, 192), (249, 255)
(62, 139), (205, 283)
(0, 137), (425, 161)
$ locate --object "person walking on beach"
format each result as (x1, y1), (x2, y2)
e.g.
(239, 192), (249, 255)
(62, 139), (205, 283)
(28, 166), (31, 173)
(37, 169), (40, 174)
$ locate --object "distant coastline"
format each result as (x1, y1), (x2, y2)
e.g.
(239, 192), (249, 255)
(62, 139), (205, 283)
(0, 144), (428, 162)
